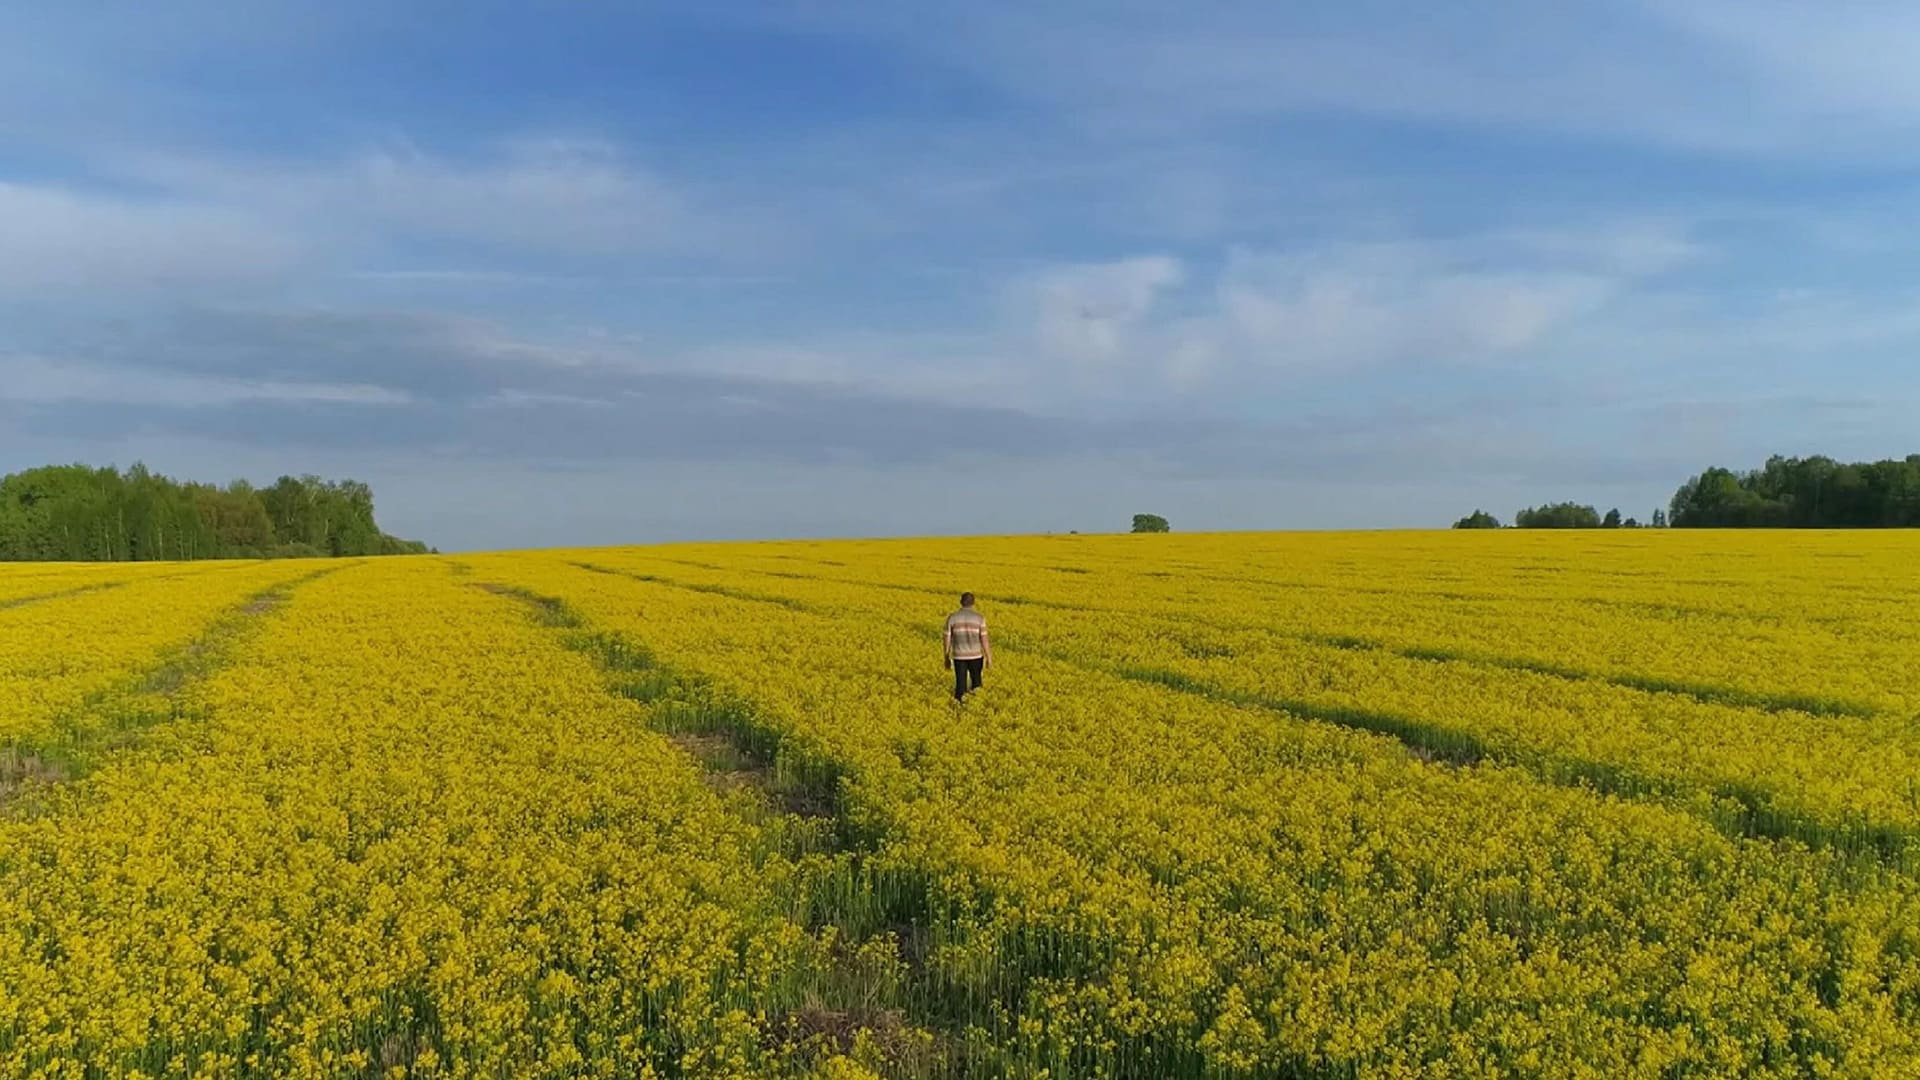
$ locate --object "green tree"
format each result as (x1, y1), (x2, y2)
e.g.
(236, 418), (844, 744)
(1602, 508), (1623, 529)
(190, 481), (276, 556)
(1669, 454), (1920, 527)
(259, 475), (397, 556)
(0, 464), (428, 561)
(1131, 514), (1171, 533)
(1514, 503), (1603, 529)
(1452, 510), (1502, 529)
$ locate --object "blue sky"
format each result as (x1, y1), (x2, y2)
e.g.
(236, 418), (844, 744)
(5, 2), (1920, 549)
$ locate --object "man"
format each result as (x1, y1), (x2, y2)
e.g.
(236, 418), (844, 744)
(943, 592), (992, 701)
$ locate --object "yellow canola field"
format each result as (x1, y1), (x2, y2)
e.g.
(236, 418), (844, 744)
(645, 530), (1920, 716)
(6, 532), (1920, 1079)
(0, 560), (218, 606)
(0, 560), (876, 1080)
(472, 545), (1920, 1078)
(0, 561), (320, 754)
(601, 539), (1920, 864)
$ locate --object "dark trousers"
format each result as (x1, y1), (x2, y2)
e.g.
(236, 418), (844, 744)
(953, 657), (984, 700)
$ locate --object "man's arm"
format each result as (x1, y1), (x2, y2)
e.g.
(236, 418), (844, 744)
(981, 623), (992, 667)
(942, 616), (952, 666)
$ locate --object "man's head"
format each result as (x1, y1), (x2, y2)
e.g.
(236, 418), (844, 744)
(959, 592), (975, 608)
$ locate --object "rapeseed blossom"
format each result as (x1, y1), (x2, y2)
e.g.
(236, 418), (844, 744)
(5, 532), (1920, 1077)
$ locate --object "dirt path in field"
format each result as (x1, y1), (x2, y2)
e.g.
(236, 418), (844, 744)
(578, 561), (1919, 872)
(1, 565), (342, 807)
(0, 580), (130, 611)
(472, 579), (962, 1075)
(648, 555), (1879, 719)
(0, 562), (271, 617)
(475, 583), (854, 829)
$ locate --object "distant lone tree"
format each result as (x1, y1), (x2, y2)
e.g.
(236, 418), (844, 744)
(1514, 502), (1603, 529)
(1651, 508), (1668, 528)
(1452, 510), (1502, 529)
(1602, 508), (1623, 529)
(1131, 513), (1170, 533)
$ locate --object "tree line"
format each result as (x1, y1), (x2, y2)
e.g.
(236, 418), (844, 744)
(1668, 454), (1920, 527)
(0, 464), (431, 561)
(1455, 505), (1660, 530)
(1457, 453), (1920, 530)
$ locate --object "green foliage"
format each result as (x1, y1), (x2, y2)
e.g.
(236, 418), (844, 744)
(0, 464), (429, 561)
(1670, 454), (1920, 528)
(1602, 508), (1623, 529)
(1452, 510), (1502, 529)
(1131, 513), (1171, 534)
(1514, 503), (1604, 529)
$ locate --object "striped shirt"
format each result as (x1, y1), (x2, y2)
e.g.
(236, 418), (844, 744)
(945, 608), (988, 661)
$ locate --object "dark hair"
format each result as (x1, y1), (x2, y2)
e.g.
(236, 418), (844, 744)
(959, 592), (975, 607)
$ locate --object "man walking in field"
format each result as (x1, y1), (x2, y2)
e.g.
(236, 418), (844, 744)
(944, 592), (991, 701)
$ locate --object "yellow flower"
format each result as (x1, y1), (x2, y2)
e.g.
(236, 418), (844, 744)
(5, 531), (1920, 1076)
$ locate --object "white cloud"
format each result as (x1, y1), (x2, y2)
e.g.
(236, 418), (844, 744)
(0, 355), (410, 407)
(1646, 2), (1920, 119)
(0, 182), (299, 290)
(32, 136), (759, 291)
(1022, 255), (1185, 365)
(330, 138), (720, 258)
(7, 1), (1920, 548)
(1504, 222), (1706, 278)
(0, 137), (767, 314)
(1215, 249), (1612, 370)
(983, 223), (1689, 402)
(605, 220), (1699, 416)
(478, 389), (617, 410)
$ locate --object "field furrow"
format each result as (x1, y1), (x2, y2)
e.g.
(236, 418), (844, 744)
(572, 552), (1920, 867)
(470, 550), (1920, 1078)
(0, 561), (338, 768)
(13, 533), (1920, 1078)
(647, 534), (1920, 715)
(0, 560), (914, 1079)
